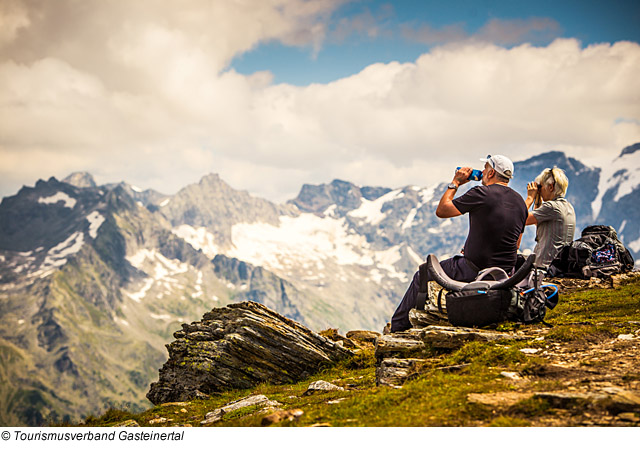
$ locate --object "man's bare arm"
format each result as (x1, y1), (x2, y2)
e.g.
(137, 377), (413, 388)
(436, 187), (463, 218)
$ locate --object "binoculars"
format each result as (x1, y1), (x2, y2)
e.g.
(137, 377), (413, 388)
(456, 167), (483, 181)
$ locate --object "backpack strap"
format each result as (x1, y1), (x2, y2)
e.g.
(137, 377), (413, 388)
(437, 288), (445, 314)
(488, 253), (536, 290)
(415, 262), (429, 310)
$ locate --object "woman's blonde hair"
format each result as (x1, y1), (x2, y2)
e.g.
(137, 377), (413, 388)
(535, 167), (568, 198)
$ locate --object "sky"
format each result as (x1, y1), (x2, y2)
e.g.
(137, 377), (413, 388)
(1, 0), (639, 203)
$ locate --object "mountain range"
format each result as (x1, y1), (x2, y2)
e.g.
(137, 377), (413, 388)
(1, 145), (638, 425)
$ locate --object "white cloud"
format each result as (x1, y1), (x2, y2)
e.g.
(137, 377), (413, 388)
(1, 1), (639, 203)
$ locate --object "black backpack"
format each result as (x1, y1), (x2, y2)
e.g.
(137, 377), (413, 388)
(547, 225), (634, 279)
(417, 254), (558, 328)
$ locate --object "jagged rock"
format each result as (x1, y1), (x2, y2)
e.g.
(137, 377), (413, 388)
(599, 387), (640, 413)
(200, 410), (224, 425)
(319, 328), (358, 349)
(261, 409), (304, 426)
(532, 388), (640, 413)
(375, 326), (526, 360)
(376, 358), (431, 387)
(617, 334), (635, 340)
(147, 302), (352, 404)
(617, 412), (639, 422)
(408, 307), (448, 328)
(201, 394), (281, 425)
(148, 417), (168, 424)
(345, 330), (381, 345)
(375, 330), (428, 360)
(500, 371), (522, 380)
(303, 380), (345, 395)
(533, 391), (607, 408)
(421, 326), (527, 350)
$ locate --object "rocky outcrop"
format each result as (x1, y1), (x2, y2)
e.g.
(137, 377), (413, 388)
(147, 301), (352, 404)
(374, 325), (528, 387)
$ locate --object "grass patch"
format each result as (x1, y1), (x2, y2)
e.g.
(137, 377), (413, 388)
(489, 416), (531, 427)
(439, 341), (530, 369)
(546, 279), (640, 325)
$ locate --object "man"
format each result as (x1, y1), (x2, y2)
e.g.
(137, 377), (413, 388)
(524, 167), (576, 268)
(390, 155), (528, 332)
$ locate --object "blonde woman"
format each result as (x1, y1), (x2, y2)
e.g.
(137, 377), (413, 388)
(525, 167), (576, 268)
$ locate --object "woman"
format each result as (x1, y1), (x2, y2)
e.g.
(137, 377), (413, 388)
(525, 167), (576, 269)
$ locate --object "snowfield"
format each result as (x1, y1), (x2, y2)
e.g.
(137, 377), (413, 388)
(86, 211), (105, 238)
(38, 192), (76, 209)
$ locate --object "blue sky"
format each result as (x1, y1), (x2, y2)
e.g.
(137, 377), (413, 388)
(232, 0), (640, 85)
(1, 0), (639, 201)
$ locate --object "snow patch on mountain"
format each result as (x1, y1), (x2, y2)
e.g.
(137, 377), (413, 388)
(125, 278), (154, 303)
(348, 189), (404, 225)
(428, 218), (453, 233)
(401, 186), (437, 230)
(228, 213), (413, 286)
(172, 225), (219, 258)
(28, 231), (85, 278)
(592, 150), (640, 218)
(230, 214), (372, 270)
(150, 313), (172, 320)
(406, 246), (424, 265)
(368, 245), (407, 283)
(48, 231), (84, 260)
(402, 208), (418, 230)
(38, 192), (76, 209)
(86, 211), (105, 239)
(124, 249), (191, 302)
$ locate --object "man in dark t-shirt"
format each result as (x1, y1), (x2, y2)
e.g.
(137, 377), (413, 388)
(390, 155), (528, 332)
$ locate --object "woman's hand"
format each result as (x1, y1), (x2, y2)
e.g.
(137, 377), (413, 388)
(526, 182), (538, 200)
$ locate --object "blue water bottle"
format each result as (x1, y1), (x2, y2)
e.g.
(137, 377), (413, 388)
(456, 167), (483, 181)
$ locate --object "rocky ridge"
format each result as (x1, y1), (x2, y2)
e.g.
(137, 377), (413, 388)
(147, 301), (352, 405)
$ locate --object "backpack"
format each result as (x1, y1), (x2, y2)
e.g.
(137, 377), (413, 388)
(418, 254), (559, 328)
(547, 225), (634, 279)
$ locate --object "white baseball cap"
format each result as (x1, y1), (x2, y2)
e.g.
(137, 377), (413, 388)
(479, 154), (514, 179)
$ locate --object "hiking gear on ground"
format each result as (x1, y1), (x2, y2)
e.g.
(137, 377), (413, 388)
(419, 253), (558, 327)
(547, 225), (634, 279)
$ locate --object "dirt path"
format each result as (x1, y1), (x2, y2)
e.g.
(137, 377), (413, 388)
(470, 326), (640, 426)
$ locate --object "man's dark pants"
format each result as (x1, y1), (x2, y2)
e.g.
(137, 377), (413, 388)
(390, 255), (478, 332)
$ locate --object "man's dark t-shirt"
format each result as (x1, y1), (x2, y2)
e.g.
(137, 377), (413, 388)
(452, 184), (527, 272)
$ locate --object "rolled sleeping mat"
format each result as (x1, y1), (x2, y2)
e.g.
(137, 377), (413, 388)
(425, 254), (469, 292)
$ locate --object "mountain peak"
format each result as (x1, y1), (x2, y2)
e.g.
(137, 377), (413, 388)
(63, 172), (97, 188)
(620, 143), (640, 157)
(199, 173), (223, 185)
